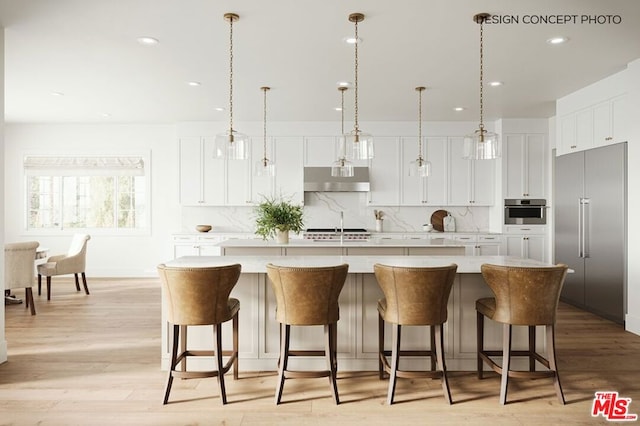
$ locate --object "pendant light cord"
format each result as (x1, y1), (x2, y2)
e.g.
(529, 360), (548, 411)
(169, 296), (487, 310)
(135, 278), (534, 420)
(353, 19), (360, 137)
(478, 16), (484, 133)
(262, 87), (268, 164)
(417, 87), (424, 163)
(228, 16), (234, 134)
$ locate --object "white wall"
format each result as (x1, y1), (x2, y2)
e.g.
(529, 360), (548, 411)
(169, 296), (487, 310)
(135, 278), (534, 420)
(4, 124), (181, 277)
(1, 28), (7, 364)
(626, 59), (640, 335)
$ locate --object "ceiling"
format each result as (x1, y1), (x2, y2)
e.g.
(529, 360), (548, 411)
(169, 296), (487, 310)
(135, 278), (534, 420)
(1, 0), (639, 124)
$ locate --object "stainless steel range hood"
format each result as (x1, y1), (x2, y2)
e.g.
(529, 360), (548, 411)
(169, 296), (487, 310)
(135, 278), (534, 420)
(303, 167), (370, 192)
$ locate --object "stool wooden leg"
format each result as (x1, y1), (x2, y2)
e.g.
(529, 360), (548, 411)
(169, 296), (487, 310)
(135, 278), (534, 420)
(233, 311), (239, 380)
(180, 325), (187, 373)
(477, 310), (484, 379)
(74, 273), (81, 291)
(387, 324), (401, 405)
(163, 324), (179, 404)
(434, 324), (452, 404)
(325, 323), (340, 404)
(430, 325), (437, 371)
(546, 325), (566, 404)
(528, 325), (536, 372)
(26, 288), (36, 315)
(500, 324), (512, 405)
(378, 312), (385, 379)
(81, 272), (90, 295)
(38, 274), (42, 296)
(275, 323), (290, 405)
(214, 323), (227, 404)
(46, 277), (52, 301)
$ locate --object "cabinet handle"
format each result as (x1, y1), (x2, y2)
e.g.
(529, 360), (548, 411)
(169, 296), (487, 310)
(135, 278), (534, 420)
(605, 137), (613, 141)
(570, 145), (577, 149)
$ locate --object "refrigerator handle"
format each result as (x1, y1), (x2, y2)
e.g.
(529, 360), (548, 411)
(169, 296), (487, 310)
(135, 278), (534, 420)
(582, 198), (590, 258)
(578, 198), (584, 258)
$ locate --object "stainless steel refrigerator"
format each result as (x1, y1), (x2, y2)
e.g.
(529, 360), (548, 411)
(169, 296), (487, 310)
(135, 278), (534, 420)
(554, 142), (627, 324)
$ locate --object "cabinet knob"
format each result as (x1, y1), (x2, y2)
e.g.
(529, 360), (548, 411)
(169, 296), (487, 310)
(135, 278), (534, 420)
(605, 136), (613, 141)
(570, 145), (577, 149)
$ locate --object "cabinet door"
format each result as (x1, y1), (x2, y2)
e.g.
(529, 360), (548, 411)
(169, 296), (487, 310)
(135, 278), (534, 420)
(249, 136), (276, 203)
(558, 113), (576, 155)
(611, 95), (628, 144)
(303, 136), (337, 166)
(448, 137), (472, 205)
(424, 137), (448, 205)
(504, 134), (525, 198)
(174, 244), (199, 259)
(505, 235), (546, 262)
(202, 137), (226, 205)
(400, 137), (426, 205)
(525, 134), (546, 199)
(274, 136), (304, 204)
(471, 155), (495, 205)
(369, 137), (400, 206)
(592, 101), (611, 147)
(575, 108), (594, 152)
(179, 137), (203, 205)
(225, 142), (251, 206)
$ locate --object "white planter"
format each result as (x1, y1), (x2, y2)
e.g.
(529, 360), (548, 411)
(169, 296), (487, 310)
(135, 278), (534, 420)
(276, 230), (289, 244)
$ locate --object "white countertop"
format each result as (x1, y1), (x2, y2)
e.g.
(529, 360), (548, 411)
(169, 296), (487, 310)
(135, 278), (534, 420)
(162, 255), (553, 274)
(216, 238), (465, 248)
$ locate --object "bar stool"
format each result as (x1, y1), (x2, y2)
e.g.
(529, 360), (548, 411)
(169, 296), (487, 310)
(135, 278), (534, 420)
(374, 263), (458, 405)
(476, 263), (569, 405)
(266, 263), (349, 405)
(157, 263), (241, 405)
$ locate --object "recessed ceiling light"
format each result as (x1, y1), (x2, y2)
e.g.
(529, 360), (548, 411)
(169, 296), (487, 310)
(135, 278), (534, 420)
(454, 107), (465, 112)
(343, 36), (363, 45)
(187, 81), (201, 87)
(547, 36), (568, 45)
(337, 81), (351, 87)
(214, 107), (225, 112)
(334, 107), (343, 111)
(101, 113), (111, 118)
(50, 92), (64, 97)
(137, 36), (159, 46)
(489, 81), (503, 87)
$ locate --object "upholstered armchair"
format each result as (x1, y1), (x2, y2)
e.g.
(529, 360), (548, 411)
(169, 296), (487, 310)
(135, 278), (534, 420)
(37, 234), (91, 300)
(4, 241), (40, 315)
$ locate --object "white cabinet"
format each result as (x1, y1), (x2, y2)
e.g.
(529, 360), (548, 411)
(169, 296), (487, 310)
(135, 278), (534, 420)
(400, 137), (448, 206)
(505, 234), (546, 262)
(303, 136), (368, 167)
(448, 137), (495, 206)
(503, 134), (547, 199)
(368, 137), (400, 206)
(172, 234), (224, 258)
(556, 94), (628, 156)
(249, 136), (304, 205)
(179, 137), (249, 206)
(475, 235), (502, 256)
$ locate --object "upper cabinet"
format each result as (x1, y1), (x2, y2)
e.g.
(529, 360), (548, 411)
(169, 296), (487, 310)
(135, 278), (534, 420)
(400, 137), (448, 206)
(556, 68), (628, 156)
(448, 137), (495, 206)
(179, 137), (244, 206)
(503, 133), (547, 199)
(368, 137), (400, 206)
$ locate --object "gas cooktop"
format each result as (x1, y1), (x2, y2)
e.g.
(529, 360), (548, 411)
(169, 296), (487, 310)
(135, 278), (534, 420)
(303, 228), (370, 240)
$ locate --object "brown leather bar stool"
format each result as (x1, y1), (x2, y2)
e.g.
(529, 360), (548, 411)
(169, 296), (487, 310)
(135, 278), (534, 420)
(374, 263), (458, 405)
(476, 263), (569, 405)
(157, 263), (241, 405)
(266, 263), (349, 405)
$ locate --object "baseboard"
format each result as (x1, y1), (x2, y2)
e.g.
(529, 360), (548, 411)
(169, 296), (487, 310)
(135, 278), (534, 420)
(625, 313), (640, 337)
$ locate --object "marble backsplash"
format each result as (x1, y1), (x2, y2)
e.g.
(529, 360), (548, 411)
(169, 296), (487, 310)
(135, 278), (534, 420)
(180, 192), (490, 235)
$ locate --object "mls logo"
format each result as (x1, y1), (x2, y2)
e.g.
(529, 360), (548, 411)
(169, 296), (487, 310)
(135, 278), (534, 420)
(592, 391), (638, 421)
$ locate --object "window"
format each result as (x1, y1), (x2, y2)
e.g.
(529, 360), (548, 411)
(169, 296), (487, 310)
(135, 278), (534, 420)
(24, 155), (148, 231)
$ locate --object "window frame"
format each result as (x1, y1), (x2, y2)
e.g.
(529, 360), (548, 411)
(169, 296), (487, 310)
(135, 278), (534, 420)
(21, 150), (152, 236)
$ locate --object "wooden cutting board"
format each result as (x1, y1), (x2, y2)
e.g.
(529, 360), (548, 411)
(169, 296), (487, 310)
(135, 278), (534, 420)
(430, 209), (448, 232)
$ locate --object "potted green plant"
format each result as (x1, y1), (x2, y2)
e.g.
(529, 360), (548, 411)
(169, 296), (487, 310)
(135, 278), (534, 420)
(254, 196), (304, 243)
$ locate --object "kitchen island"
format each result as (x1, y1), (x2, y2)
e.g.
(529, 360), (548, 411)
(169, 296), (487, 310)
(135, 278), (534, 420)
(161, 255), (551, 372)
(216, 237), (466, 256)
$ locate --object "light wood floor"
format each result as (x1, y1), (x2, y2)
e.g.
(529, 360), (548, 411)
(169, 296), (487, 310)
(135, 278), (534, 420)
(2, 278), (639, 425)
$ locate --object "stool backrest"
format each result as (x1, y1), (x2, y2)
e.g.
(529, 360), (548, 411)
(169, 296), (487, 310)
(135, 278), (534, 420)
(266, 263), (349, 325)
(374, 263), (457, 325)
(480, 263), (569, 325)
(157, 264), (241, 325)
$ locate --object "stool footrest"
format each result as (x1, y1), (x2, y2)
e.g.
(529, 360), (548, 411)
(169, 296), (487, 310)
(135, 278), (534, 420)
(284, 370), (331, 379)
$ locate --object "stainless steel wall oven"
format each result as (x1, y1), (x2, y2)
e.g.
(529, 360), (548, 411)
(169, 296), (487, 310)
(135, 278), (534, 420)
(504, 199), (547, 225)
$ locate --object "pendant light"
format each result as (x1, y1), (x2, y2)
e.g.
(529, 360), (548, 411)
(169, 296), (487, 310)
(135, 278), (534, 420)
(214, 13), (249, 160)
(344, 13), (374, 160)
(331, 87), (354, 177)
(409, 87), (431, 177)
(254, 87), (275, 176)
(463, 13), (500, 160)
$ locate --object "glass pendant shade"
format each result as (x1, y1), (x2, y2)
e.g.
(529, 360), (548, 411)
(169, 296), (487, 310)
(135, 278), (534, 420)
(409, 157), (431, 178)
(463, 128), (500, 160)
(331, 136), (354, 177)
(344, 130), (374, 160)
(214, 130), (249, 160)
(254, 157), (275, 177)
